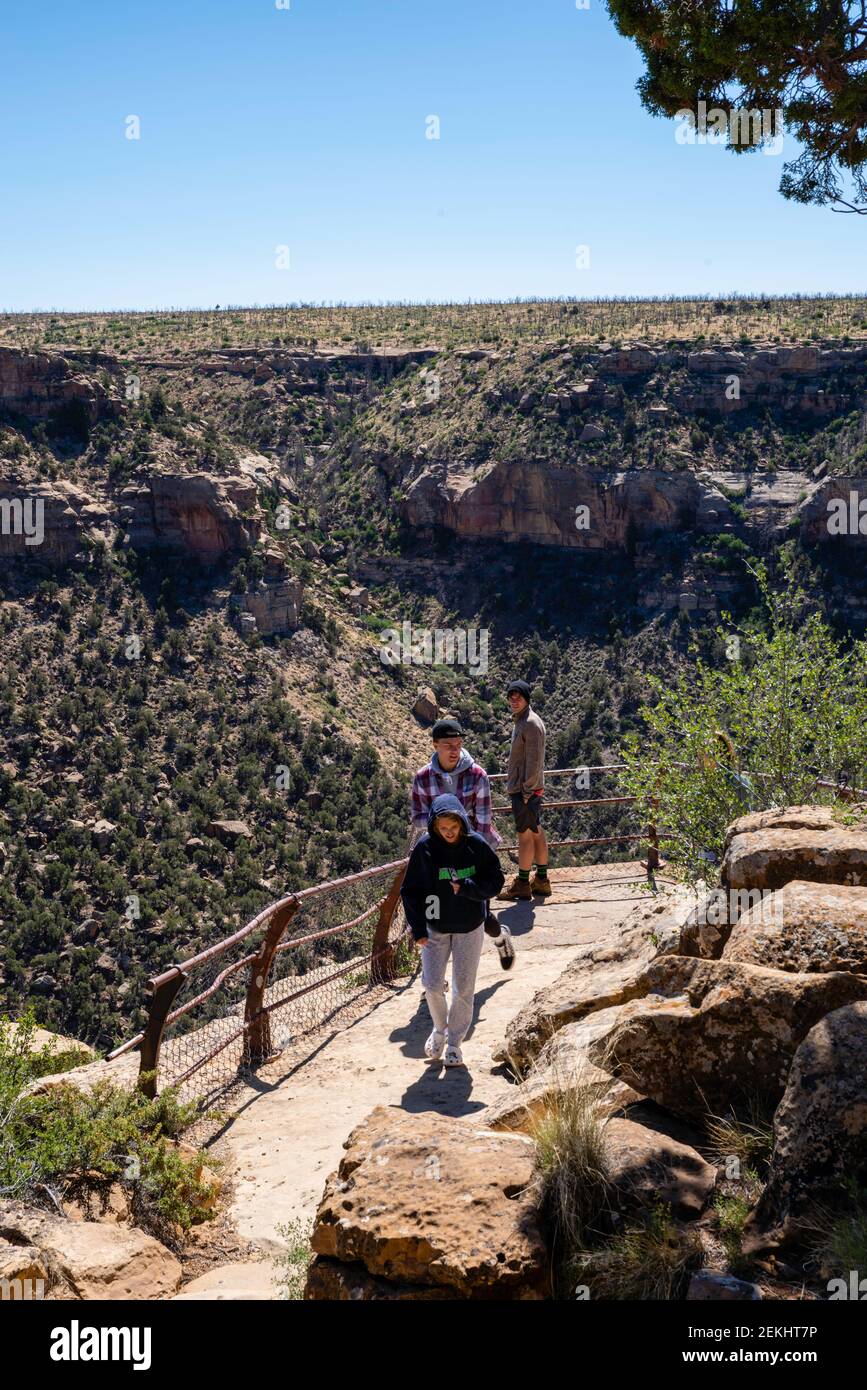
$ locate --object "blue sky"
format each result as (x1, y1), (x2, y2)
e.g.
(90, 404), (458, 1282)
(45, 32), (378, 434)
(0, 0), (863, 310)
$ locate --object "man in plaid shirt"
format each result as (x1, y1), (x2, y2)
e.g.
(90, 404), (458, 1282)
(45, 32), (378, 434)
(409, 718), (514, 968)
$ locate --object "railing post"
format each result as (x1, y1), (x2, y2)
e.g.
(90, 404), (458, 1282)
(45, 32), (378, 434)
(139, 969), (187, 1099)
(645, 778), (660, 882)
(243, 898), (300, 1066)
(370, 865), (408, 985)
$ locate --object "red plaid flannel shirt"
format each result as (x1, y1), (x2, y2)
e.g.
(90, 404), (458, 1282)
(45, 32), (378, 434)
(409, 759), (501, 849)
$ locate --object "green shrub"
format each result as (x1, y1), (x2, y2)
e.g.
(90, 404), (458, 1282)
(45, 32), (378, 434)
(0, 1011), (216, 1246)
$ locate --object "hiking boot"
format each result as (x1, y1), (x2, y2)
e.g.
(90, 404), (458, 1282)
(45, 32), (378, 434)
(494, 924), (516, 970)
(498, 876), (533, 901)
(531, 875), (553, 897)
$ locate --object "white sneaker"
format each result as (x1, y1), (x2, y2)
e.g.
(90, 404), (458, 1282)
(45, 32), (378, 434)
(443, 1045), (464, 1068)
(424, 1029), (446, 1060)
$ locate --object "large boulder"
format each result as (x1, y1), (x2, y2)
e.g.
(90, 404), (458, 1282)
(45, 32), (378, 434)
(723, 806), (838, 850)
(724, 880), (867, 975)
(494, 890), (689, 1073)
(602, 1118), (716, 1221)
(0, 1201), (182, 1300)
(307, 1107), (548, 1300)
(746, 1002), (867, 1247)
(0, 1238), (51, 1294)
(484, 1003), (645, 1134)
(412, 687), (440, 724)
(722, 806), (867, 893)
(206, 819), (253, 846)
(587, 956), (867, 1121)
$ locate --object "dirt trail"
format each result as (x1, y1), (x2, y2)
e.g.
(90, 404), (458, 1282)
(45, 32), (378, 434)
(213, 863), (655, 1262)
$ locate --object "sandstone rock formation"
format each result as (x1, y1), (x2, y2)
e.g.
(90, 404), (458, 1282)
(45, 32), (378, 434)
(494, 889), (690, 1073)
(306, 1106), (549, 1300)
(0, 1239), (50, 1292)
(229, 577), (303, 636)
(22, 1050), (140, 1101)
(3, 1022), (96, 1071)
(0, 1200), (182, 1300)
(207, 819), (253, 846)
(484, 1003), (645, 1133)
(799, 475), (867, 547)
(588, 956), (867, 1121)
(0, 346), (118, 425)
(0, 479), (115, 566)
(747, 1002), (867, 1247)
(722, 811), (867, 893)
(723, 879), (867, 974)
(602, 1117), (716, 1221)
(402, 463), (735, 552)
(119, 470), (262, 558)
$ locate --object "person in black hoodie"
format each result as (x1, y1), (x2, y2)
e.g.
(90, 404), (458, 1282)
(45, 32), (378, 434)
(401, 792), (505, 1068)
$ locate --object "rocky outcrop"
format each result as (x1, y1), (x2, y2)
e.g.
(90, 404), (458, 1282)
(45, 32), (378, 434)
(0, 1238), (50, 1292)
(0, 346), (118, 425)
(723, 879), (867, 975)
(402, 463), (734, 552)
(494, 889), (689, 1073)
(747, 1002), (867, 1247)
(485, 1003), (645, 1133)
(3, 1022), (96, 1071)
(799, 476), (867, 546)
(588, 956), (867, 1121)
(119, 470), (262, 558)
(22, 1049), (139, 1101)
(230, 577), (303, 637)
(0, 1200), (182, 1300)
(722, 813), (867, 893)
(206, 819), (253, 846)
(306, 1107), (548, 1300)
(602, 1117), (716, 1221)
(0, 479), (115, 566)
(723, 805), (839, 848)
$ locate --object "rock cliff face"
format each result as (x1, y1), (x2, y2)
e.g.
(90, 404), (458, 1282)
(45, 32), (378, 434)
(404, 463), (735, 550)
(0, 346), (118, 425)
(386, 339), (867, 554)
(0, 479), (115, 565)
(118, 471), (262, 558)
(0, 471), (263, 568)
(230, 576), (303, 636)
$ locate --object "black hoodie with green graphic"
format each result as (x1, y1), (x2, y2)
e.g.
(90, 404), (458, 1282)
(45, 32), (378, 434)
(401, 793), (505, 941)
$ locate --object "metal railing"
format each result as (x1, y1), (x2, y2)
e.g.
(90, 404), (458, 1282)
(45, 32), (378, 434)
(108, 764), (659, 1101)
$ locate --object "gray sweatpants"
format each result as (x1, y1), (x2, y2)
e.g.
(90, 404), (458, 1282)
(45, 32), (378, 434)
(421, 924), (485, 1047)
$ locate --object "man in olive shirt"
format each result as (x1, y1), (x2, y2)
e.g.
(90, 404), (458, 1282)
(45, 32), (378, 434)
(498, 680), (551, 901)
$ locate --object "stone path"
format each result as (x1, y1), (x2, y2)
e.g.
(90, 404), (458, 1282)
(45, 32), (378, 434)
(213, 863), (658, 1270)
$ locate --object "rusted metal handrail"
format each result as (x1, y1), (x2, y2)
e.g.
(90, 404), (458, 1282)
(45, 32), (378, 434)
(109, 764), (657, 1095)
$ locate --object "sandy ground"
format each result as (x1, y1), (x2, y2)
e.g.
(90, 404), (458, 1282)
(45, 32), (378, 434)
(213, 863), (659, 1258)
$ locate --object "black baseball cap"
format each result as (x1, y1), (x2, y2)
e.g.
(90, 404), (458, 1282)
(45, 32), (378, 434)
(431, 718), (463, 740)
